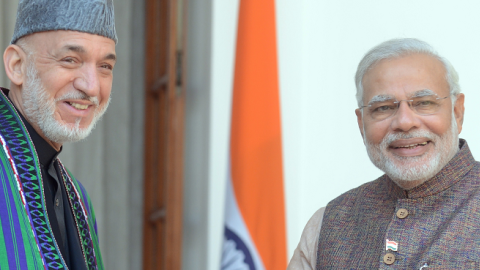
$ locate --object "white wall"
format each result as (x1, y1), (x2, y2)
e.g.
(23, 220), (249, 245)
(186, 0), (480, 268)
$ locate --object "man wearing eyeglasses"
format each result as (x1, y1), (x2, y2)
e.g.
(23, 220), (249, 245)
(287, 38), (475, 269)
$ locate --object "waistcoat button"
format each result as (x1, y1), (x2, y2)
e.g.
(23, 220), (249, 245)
(396, 208), (408, 219)
(383, 253), (395, 265)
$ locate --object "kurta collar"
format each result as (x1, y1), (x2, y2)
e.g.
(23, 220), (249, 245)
(384, 139), (475, 199)
(0, 87), (61, 166)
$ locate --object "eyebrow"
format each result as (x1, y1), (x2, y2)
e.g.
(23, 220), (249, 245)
(366, 89), (438, 106)
(61, 45), (117, 62)
(410, 89), (436, 98)
(63, 45), (86, 54)
(105, 53), (117, 62)
(367, 94), (395, 105)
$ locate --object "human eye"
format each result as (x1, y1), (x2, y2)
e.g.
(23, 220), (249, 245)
(62, 57), (77, 64)
(416, 100), (434, 107)
(98, 62), (114, 75)
(60, 57), (81, 68)
(413, 96), (438, 108)
(101, 63), (114, 70)
(371, 103), (395, 113)
(367, 102), (396, 120)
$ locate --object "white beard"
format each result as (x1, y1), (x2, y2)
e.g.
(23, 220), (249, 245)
(364, 115), (459, 188)
(21, 60), (110, 144)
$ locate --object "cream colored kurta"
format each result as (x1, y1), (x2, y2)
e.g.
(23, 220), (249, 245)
(287, 207), (325, 270)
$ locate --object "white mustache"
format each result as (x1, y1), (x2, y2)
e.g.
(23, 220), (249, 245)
(382, 130), (436, 147)
(54, 91), (99, 106)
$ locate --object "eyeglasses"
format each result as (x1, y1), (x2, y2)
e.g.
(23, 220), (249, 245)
(359, 94), (451, 121)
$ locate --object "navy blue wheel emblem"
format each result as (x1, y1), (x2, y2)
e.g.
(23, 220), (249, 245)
(221, 227), (256, 270)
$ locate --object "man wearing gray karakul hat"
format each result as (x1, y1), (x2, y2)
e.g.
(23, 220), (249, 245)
(0, 0), (117, 269)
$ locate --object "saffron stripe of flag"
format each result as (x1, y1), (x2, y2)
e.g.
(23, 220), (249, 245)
(221, 0), (287, 269)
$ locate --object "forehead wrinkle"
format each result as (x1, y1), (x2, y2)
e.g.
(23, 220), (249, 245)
(368, 94), (395, 105)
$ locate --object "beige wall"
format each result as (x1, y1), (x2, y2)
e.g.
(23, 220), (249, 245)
(0, 1), (145, 269)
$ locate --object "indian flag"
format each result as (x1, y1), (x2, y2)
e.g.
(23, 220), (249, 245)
(386, 239), (399, 252)
(221, 0), (287, 269)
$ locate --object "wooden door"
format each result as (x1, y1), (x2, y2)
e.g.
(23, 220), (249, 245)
(143, 0), (186, 269)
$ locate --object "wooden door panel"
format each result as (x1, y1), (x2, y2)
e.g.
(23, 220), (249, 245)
(143, 0), (186, 269)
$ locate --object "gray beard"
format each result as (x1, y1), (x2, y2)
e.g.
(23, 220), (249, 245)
(21, 60), (110, 144)
(364, 115), (459, 188)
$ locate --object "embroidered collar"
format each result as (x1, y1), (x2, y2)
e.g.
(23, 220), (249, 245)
(384, 139), (475, 199)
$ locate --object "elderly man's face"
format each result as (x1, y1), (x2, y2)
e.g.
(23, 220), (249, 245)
(18, 30), (116, 146)
(355, 53), (465, 189)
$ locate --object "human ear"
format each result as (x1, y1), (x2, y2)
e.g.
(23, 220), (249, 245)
(3, 44), (28, 86)
(355, 108), (365, 141)
(453, 93), (465, 134)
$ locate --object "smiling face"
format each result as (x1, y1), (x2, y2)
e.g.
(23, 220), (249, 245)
(5, 30), (116, 149)
(355, 53), (465, 189)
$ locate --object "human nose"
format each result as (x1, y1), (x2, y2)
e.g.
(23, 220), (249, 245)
(389, 100), (421, 132)
(73, 65), (100, 96)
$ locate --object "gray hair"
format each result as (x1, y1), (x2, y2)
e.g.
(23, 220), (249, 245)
(15, 37), (33, 56)
(355, 38), (460, 107)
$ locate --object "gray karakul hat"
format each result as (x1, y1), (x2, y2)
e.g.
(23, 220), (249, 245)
(11, 0), (118, 44)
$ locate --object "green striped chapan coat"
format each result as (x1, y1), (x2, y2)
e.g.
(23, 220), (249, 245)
(0, 89), (104, 269)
